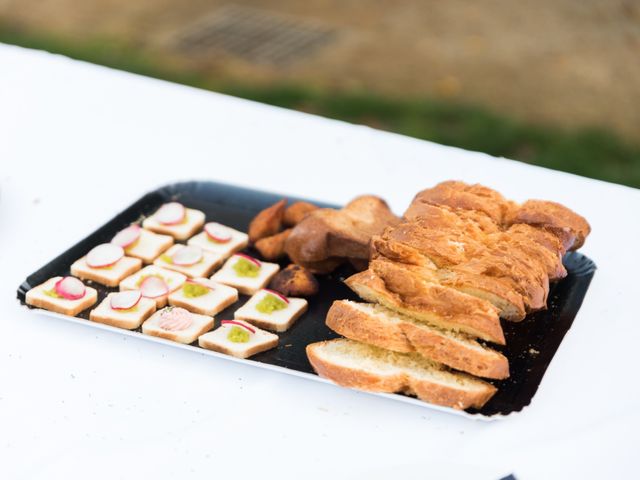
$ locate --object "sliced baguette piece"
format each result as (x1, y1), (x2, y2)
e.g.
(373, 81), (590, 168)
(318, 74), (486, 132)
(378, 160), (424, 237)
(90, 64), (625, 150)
(306, 339), (496, 410)
(326, 300), (509, 379)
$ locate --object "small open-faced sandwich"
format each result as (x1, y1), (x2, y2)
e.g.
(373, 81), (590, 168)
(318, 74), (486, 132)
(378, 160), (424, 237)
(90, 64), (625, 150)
(198, 319), (278, 359)
(210, 253), (279, 295)
(26, 276), (98, 316)
(142, 202), (205, 240)
(89, 290), (156, 330)
(111, 224), (173, 264)
(142, 306), (214, 344)
(153, 244), (224, 278)
(119, 265), (187, 308)
(168, 277), (238, 316)
(71, 243), (142, 287)
(234, 289), (308, 332)
(188, 222), (249, 259)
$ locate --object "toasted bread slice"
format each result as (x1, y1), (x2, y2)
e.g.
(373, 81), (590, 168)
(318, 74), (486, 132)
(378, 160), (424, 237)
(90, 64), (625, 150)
(306, 339), (496, 410)
(326, 301), (508, 379)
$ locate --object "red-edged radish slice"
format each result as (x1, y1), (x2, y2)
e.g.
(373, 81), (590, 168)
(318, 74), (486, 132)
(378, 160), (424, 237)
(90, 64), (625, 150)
(234, 253), (261, 268)
(186, 279), (214, 291)
(263, 289), (290, 304)
(140, 276), (169, 298)
(171, 245), (203, 266)
(155, 202), (185, 225)
(221, 320), (255, 334)
(86, 243), (124, 268)
(111, 225), (141, 248)
(110, 290), (142, 310)
(159, 307), (192, 331)
(54, 276), (86, 300)
(204, 223), (232, 242)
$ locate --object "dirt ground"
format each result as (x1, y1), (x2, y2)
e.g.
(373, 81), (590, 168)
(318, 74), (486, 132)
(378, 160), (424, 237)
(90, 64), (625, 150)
(2, 0), (639, 142)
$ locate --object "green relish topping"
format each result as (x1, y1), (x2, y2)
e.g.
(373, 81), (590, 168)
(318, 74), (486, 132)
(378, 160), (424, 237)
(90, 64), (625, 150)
(136, 273), (167, 287)
(255, 294), (287, 314)
(233, 258), (260, 278)
(227, 325), (250, 343)
(182, 282), (209, 298)
(44, 288), (62, 299)
(117, 306), (139, 313)
(160, 254), (173, 264)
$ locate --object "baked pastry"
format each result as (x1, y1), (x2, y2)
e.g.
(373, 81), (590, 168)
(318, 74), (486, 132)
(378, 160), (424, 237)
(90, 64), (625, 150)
(168, 278), (238, 316)
(283, 201), (318, 226)
(210, 254), (279, 295)
(268, 264), (319, 297)
(234, 289), (308, 332)
(326, 300), (508, 379)
(248, 199), (286, 243)
(142, 306), (214, 344)
(254, 229), (292, 260)
(187, 222), (249, 258)
(142, 202), (205, 240)
(306, 339), (497, 410)
(199, 320), (278, 359)
(26, 276), (97, 316)
(111, 225), (173, 264)
(120, 265), (187, 308)
(89, 290), (156, 329)
(284, 195), (400, 273)
(71, 243), (142, 287)
(153, 244), (224, 278)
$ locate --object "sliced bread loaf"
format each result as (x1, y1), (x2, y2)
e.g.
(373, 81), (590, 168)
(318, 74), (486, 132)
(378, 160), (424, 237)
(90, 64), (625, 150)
(306, 338), (497, 410)
(326, 300), (509, 379)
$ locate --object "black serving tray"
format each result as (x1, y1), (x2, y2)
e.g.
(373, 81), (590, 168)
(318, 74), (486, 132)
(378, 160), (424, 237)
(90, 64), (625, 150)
(16, 181), (596, 418)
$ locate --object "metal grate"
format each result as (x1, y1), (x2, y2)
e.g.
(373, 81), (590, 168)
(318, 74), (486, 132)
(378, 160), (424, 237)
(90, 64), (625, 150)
(173, 5), (336, 66)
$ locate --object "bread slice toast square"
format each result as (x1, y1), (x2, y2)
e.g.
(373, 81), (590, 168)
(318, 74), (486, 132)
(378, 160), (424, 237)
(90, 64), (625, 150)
(210, 255), (279, 295)
(187, 225), (248, 258)
(153, 244), (225, 278)
(123, 228), (173, 264)
(168, 278), (238, 316)
(119, 265), (187, 308)
(71, 255), (142, 287)
(198, 320), (278, 359)
(26, 277), (98, 316)
(89, 292), (156, 329)
(142, 307), (214, 344)
(143, 207), (205, 240)
(234, 290), (308, 332)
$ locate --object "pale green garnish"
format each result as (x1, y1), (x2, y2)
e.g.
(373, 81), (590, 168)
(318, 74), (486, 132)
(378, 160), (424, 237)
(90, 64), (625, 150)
(43, 288), (62, 299)
(227, 326), (250, 343)
(182, 282), (210, 298)
(255, 294), (287, 314)
(233, 258), (259, 278)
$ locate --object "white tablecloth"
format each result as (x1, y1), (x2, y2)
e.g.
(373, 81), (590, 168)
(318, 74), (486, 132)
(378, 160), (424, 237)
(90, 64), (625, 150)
(1, 43), (638, 479)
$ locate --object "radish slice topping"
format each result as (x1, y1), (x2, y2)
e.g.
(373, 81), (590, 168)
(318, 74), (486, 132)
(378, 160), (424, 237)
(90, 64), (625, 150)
(221, 320), (255, 334)
(86, 243), (124, 268)
(54, 276), (86, 300)
(204, 223), (232, 243)
(234, 253), (261, 267)
(171, 245), (203, 266)
(263, 289), (290, 304)
(155, 202), (185, 225)
(159, 307), (192, 331)
(140, 276), (169, 298)
(111, 225), (141, 248)
(110, 290), (142, 310)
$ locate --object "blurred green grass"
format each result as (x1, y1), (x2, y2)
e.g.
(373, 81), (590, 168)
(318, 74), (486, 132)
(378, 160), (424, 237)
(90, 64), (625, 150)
(2, 24), (639, 188)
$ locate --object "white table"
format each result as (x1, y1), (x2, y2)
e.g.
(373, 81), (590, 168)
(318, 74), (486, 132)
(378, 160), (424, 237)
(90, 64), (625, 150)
(1, 44), (638, 480)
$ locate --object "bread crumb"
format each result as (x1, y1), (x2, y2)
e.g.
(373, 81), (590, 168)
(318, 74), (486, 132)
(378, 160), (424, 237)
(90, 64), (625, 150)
(529, 348), (540, 356)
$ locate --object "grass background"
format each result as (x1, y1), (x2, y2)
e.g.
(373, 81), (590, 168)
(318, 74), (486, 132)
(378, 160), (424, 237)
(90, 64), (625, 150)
(2, 24), (639, 189)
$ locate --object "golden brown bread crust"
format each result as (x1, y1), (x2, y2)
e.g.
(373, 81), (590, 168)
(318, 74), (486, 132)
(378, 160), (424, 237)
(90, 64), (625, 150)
(283, 201), (318, 226)
(284, 195), (400, 272)
(254, 229), (292, 260)
(326, 301), (509, 379)
(268, 264), (319, 297)
(306, 340), (497, 410)
(346, 268), (506, 345)
(508, 199), (591, 252)
(248, 199), (286, 243)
